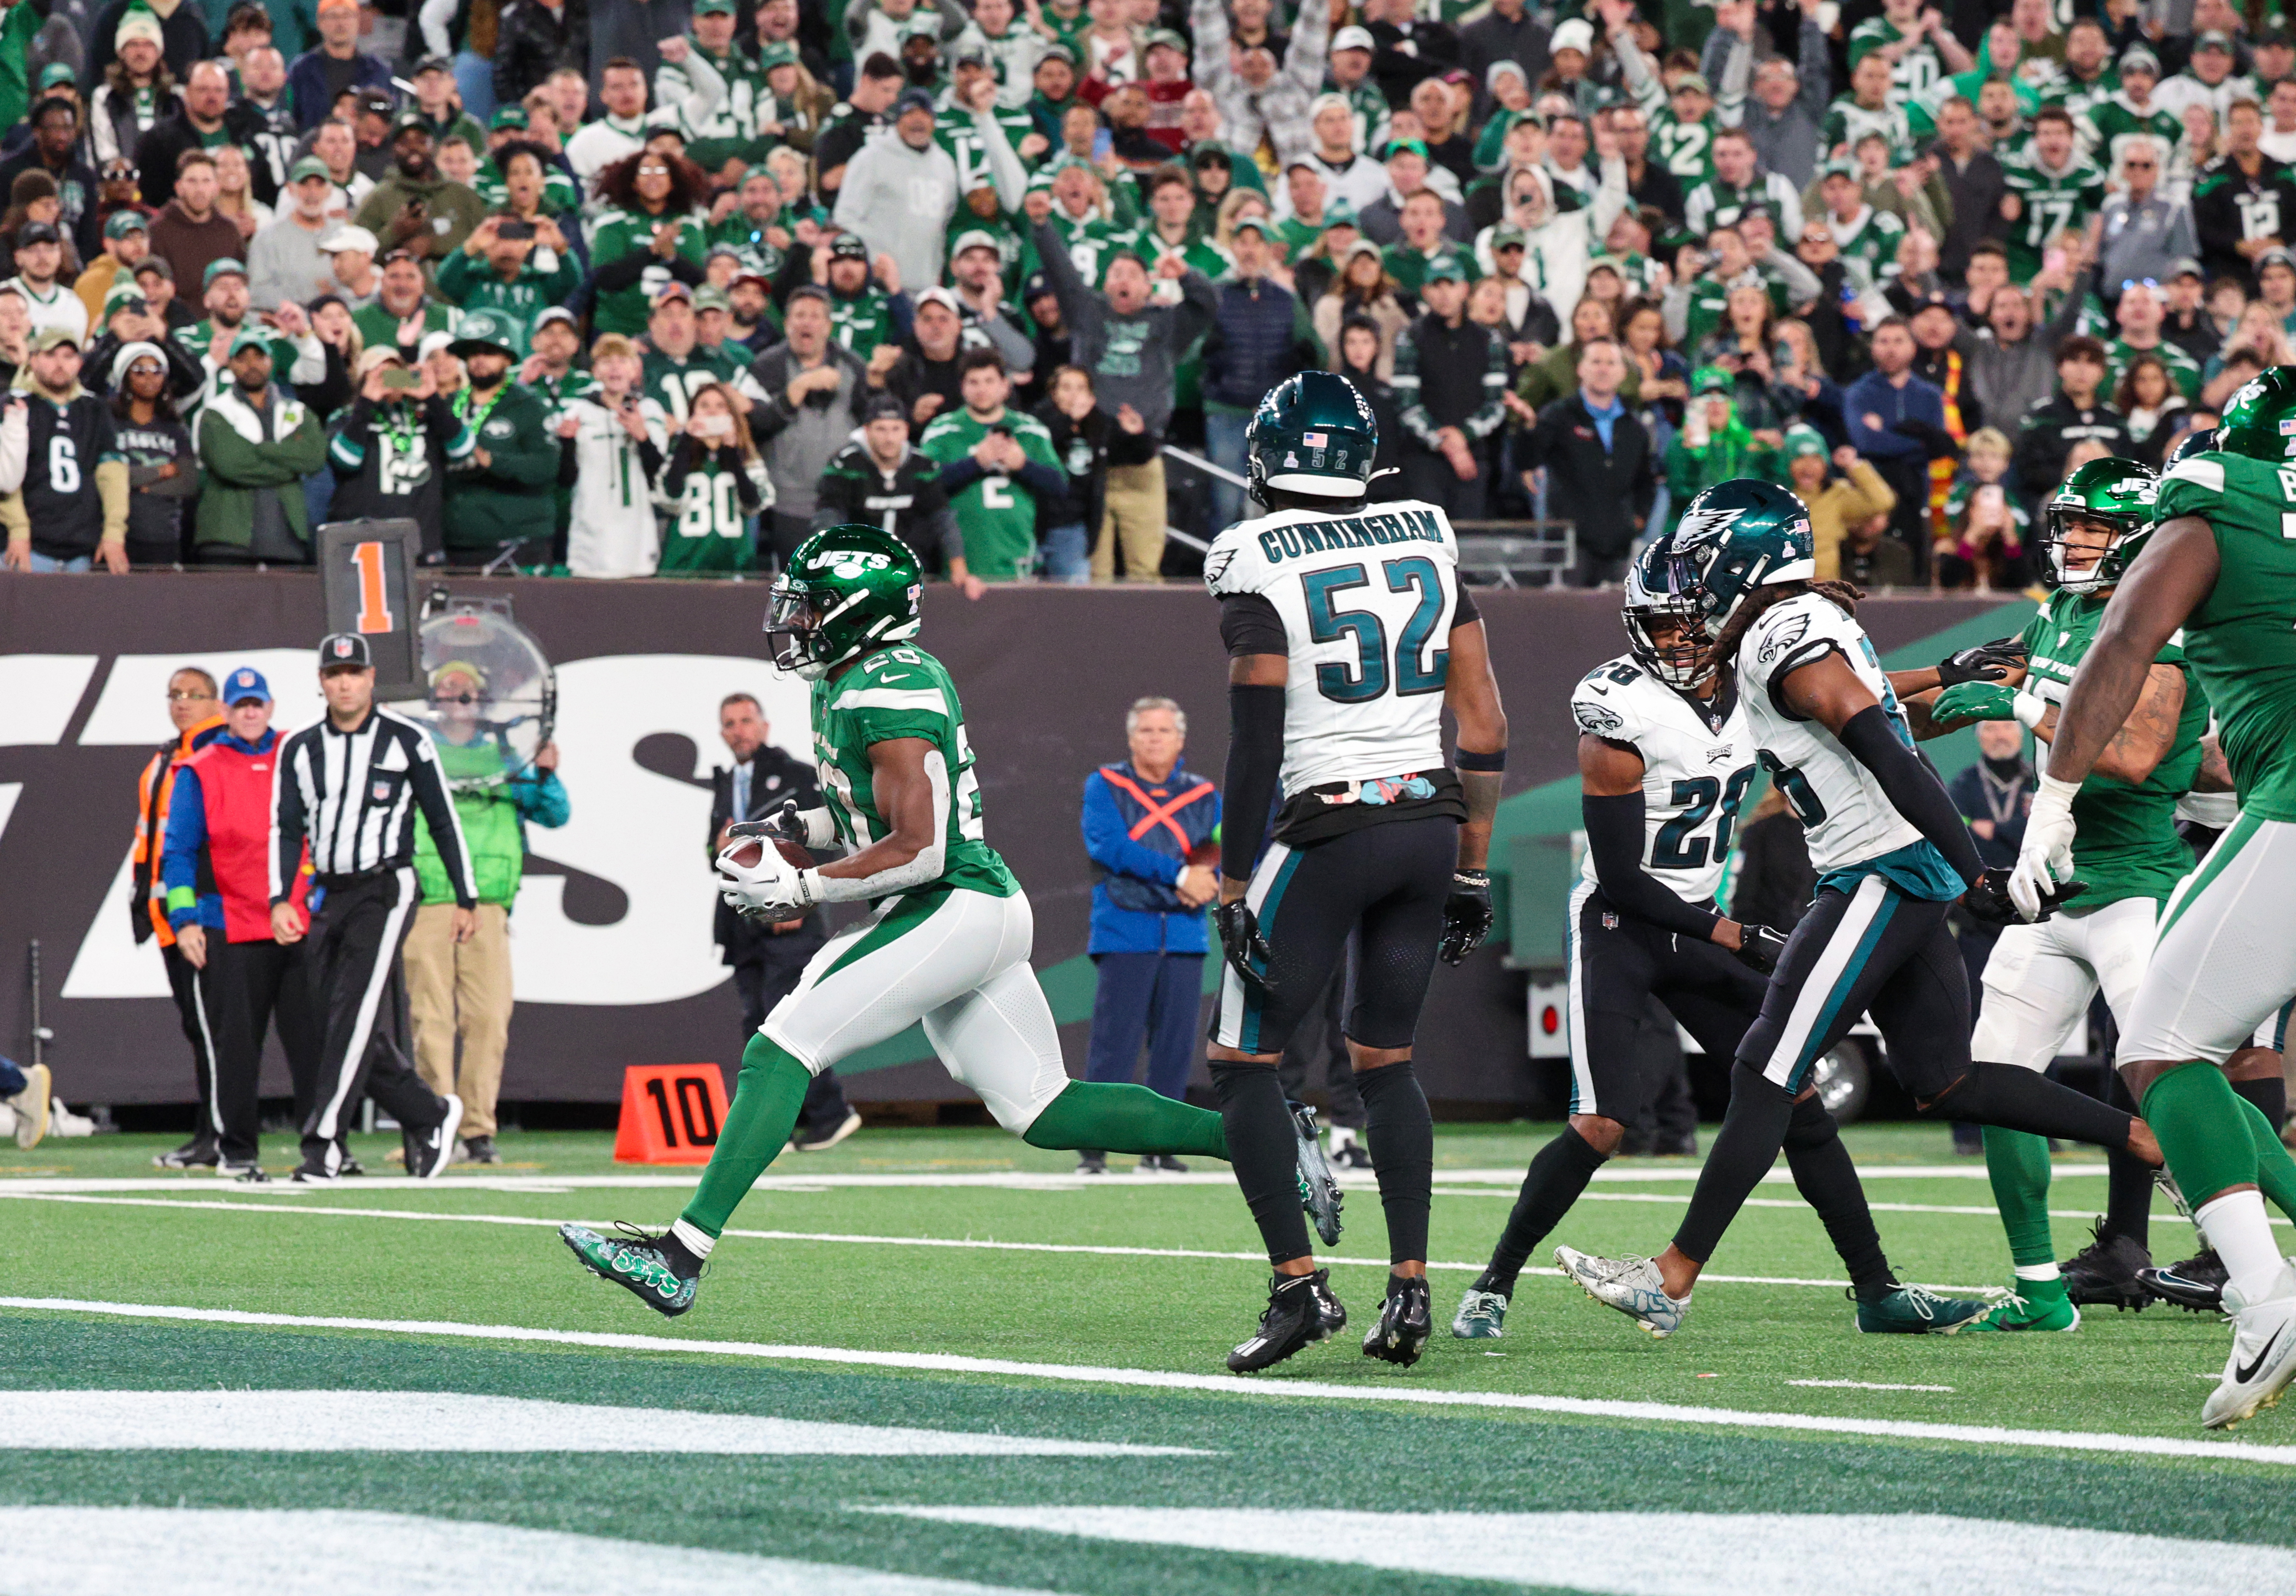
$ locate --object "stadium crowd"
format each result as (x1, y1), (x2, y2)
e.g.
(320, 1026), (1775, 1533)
(0, 0), (2274, 586)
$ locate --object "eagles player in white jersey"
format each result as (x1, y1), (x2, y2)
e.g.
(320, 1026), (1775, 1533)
(1204, 371), (1509, 1373)
(1452, 551), (1993, 1340)
(1555, 480), (2164, 1340)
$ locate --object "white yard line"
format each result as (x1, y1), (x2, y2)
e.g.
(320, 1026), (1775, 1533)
(1787, 1380), (1956, 1393)
(1, 1295), (2285, 1469)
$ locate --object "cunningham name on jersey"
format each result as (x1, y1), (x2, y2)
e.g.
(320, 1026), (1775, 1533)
(1737, 592), (1923, 873)
(1572, 655), (1757, 907)
(1204, 501), (1461, 793)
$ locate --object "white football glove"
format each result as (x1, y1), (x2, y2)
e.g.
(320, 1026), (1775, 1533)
(2008, 773), (2081, 921)
(715, 835), (815, 918)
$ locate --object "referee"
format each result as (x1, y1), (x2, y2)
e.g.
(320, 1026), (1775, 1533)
(272, 634), (476, 1183)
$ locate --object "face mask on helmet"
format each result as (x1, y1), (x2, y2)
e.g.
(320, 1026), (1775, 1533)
(2043, 507), (2141, 593)
(1624, 596), (1712, 689)
(765, 580), (830, 679)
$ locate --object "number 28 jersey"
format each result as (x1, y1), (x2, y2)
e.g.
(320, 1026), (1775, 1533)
(1204, 500), (1462, 794)
(1570, 655), (1757, 907)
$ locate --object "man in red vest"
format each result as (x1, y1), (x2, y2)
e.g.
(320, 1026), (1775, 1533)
(162, 665), (317, 1181)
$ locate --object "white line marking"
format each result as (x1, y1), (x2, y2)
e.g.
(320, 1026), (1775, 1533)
(0, 1191), (1979, 1294)
(0, 1297), (2283, 1468)
(0, 1391), (1205, 1455)
(0, 1508), (1060, 1596)
(1787, 1381), (1956, 1393)
(861, 1508), (2296, 1596)
(1434, 1190), (2281, 1226)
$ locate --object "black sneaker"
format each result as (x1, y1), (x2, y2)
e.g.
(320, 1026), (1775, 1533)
(462, 1135), (500, 1166)
(1228, 1269), (1339, 1373)
(153, 1137), (218, 1170)
(289, 1162), (337, 1185)
(219, 1161), (270, 1184)
(2060, 1219), (2153, 1311)
(403, 1095), (465, 1181)
(2138, 1248), (2227, 1313)
(337, 1154), (365, 1177)
(1362, 1274), (1434, 1366)
(1136, 1153), (1187, 1173)
(1075, 1151), (1107, 1174)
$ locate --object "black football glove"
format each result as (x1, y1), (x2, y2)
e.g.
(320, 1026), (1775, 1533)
(1964, 866), (2084, 927)
(1731, 921), (1789, 975)
(1437, 870), (1493, 966)
(1215, 898), (1277, 997)
(1936, 635), (2029, 688)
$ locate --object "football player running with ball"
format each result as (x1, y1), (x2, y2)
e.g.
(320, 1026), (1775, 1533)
(1452, 549), (1993, 1340)
(1554, 480), (2164, 1340)
(2015, 371), (2296, 1428)
(1205, 371), (1509, 1373)
(562, 525), (1330, 1318)
(1913, 456), (2296, 1333)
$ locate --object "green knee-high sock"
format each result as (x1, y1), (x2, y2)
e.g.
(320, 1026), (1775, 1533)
(2140, 1064), (2262, 1213)
(1983, 1125), (2058, 1270)
(680, 1034), (813, 1238)
(2234, 1095), (2296, 1223)
(1022, 1080), (1230, 1160)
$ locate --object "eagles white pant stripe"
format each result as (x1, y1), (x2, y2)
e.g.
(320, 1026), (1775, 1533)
(1760, 874), (1890, 1090)
(762, 886), (1070, 1135)
(1212, 842), (1295, 1053)
(314, 866), (419, 1156)
(1972, 895), (2158, 1073)
(2120, 818), (2296, 1068)
(1565, 878), (1598, 1117)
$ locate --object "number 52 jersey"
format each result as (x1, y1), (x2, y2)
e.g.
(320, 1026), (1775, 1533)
(1204, 499), (1466, 794)
(1571, 655), (1757, 906)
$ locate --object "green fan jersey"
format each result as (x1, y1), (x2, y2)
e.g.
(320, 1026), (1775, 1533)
(811, 645), (1018, 902)
(917, 405), (1061, 579)
(828, 285), (899, 360)
(709, 212), (788, 279)
(642, 344), (749, 426)
(1821, 97), (1912, 164)
(2082, 94), (2182, 178)
(662, 43), (770, 172)
(2156, 452), (2296, 823)
(1846, 16), (1948, 97)
(2001, 153), (2106, 280)
(935, 100), (1034, 196)
(656, 455), (763, 574)
(1828, 204), (1907, 287)
(472, 160), (582, 217)
(2103, 336), (2203, 401)
(2015, 586), (2208, 910)
(587, 208), (712, 335)
(1037, 208), (1126, 287)
(1648, 106), (1717, 188)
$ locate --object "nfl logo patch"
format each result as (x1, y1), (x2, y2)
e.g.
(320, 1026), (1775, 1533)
(332, 639), (354, 659)
(372, 780), (392, 800)
(1601, 912), (1619, 929)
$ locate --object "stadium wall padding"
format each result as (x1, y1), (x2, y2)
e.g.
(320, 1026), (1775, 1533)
(0, 574), (2024, 1109)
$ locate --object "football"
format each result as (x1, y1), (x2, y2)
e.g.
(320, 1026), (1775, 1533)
(725, 834), (811, 871)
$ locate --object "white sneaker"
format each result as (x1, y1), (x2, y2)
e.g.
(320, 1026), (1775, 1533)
(44, 1098), (93, 1138)
(2204, 1262), (2296, 1430)
(6, 1063), (50, 1148)
(1555, 1244), (1692, 1339)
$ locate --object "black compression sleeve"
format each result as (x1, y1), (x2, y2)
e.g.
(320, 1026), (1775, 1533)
(1219, 682), (1286, 883)
(1581, 791), (1727, 940)
(1218, 593), (1288, 656)
(1835, 705), (1984, 885)
(1453, 586), (1480, 625)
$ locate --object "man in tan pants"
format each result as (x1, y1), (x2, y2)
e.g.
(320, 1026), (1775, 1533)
(1094, 455), (1168, 580)
(404, 662), (570, 1163)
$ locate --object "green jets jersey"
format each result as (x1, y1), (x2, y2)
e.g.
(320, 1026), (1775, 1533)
(1821, 97), (1912, 164)
(828, 286), (898, 360)
(662, 43), (770, 172)
(1648, 106), (1717, 188)
(1828, 204), (1907, 287)
(935, 101), (1033, 196)
(2104, 336), (2203, 401)
(1038, 208), (1125, 287)
(641, 345), (749, 427)
(916, 405), (1060, 579)
(811, 645), (1017, 901)
(2001, 153), (2106, 280)
(1847, 17), (1947, 98)
(2042, 69), (2118, 131)
(472, 161), (581, 217)
(2156, 452), (2296, 822)
(586, 207), (711, 335)
(709, 212), (788, 279)
(2082, 95), (2182, 177)
(655, 455), (764, 574)
(2016, 586), (2208, 910)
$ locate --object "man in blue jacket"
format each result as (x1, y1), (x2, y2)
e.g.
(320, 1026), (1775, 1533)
(1842, 316), (1949, 572)
(1078, 696), (1220, 1175)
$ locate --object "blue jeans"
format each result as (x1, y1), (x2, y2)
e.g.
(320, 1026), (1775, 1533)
(454, 51), (498, 123)
(1204, 408), (1252, 532)
(1038, 521), (1090, 583)
(1086, 951), (1205, 1104)
(0, 1054), (24, 1096)
(23, 552), (91, 572)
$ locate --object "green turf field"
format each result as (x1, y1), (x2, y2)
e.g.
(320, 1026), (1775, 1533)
(7, 1122), (2296, 1595)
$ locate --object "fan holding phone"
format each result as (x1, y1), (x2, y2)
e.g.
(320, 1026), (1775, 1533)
(652, 382), (772, 576)
(325, 345), (468, 558)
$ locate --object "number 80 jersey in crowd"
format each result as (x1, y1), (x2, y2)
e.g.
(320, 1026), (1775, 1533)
(1203, 500), (1464, 795)
(1571, 655), (1756, 906)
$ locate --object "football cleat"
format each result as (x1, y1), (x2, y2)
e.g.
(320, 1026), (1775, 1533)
(2203, 1262), (2296, 1430)
(1291, 1101), (1344, 1247)
(218, 1161), (271, 1185)
(2139, 1249), (2227, 1313)
(561, 1222), (700, 1318)
(1855, 1283), (1996, 1334)
(1452, 1288), (1509, 1339)
(1958, 1278), (2080, 1334)
(1362, 1275), (1433, 1366)
(1556, 1246), (1690, 1338)
(1074, 1151), (1107, 1175)
(154, 1136), (219, 1170)
(1309, 1272), (1348, 1337)
(2060, 1220), (2152, 1311)
(1228, 1268), (1339, 1373)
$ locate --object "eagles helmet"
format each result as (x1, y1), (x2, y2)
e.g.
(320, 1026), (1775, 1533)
(2163, 425), (2218, 469)
(1247, 370), (1378, 506)
(764, 525), (923, 680)
(2041, 457), (2156, 593)
(1622, 538), (1712, 689)
(2213, 367), (2296, 461)
(1640, 479), (1815, 637)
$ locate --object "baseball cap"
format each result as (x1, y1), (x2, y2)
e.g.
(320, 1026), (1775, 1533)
(490, 105), (529, 130)
(951, 228), (1002, 257)
(391, 109), (434, 138)
(289, 155), (332, 184)
(203, 258), (247, 287)
(323, 225), (378, 256)
(1022, 270), (1054, 302)
(222, 666), (272, 706)
(828, 232), (870, 260)
(894, 86), (936, 118)
(1422, 253), (1466, 284)
(2261, 245), (2296, 271)
(1691, 364), (1733, 395)
(863, 392), (909, 425)
(2120, 46), (2161, 73)
(1143, 27), (1187, 54)
(2168, 256), (2205, 280)
(414, 52), (453, 75)
(227, 326), (272, 358)
(103, 210), (149, 240)
(692, 284), (731, 313)
(1038, 41), (1076, 66)
(27, 326), (78, 353)
(693, 0), (736, 13)
(418, 329), (456, 362)
(533, 306), (578, 331)
(1386, 138), (1431, 162)
(758, 41), (798, 69)
(1784, 425), (1828, 460)
(1231, 215), (1271, 240)
(2196, 29), (2234, 51)
(317, 633), (373, 670)
(1672, 72), (1713, 97)
(913, 285), (962, 314)
(705, 241), (745, 263)
(650, 279), (695, 306)
(952, 42), (991, 68)
(1490, 223), (1528, 250)
(1331, 24), (1374, 52)
(316, 0), (358, 13)
(1324, 200), (1359, 228)
(37, 62), (75, 89)
(14, 220), (59, 247)
(354, 343), (406, 377)
(358, 89), (395, 118)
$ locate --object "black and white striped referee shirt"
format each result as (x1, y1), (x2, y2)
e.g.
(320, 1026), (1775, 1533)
(269, 706), (479, 906)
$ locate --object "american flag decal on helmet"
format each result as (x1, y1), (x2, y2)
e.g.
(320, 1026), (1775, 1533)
(1303, 431), (1327, 446)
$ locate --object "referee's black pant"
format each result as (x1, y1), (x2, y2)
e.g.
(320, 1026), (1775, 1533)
(200, 937), (320, 1166)
(301, 867), (449, 1176)
(164, 942), (221, 1156)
